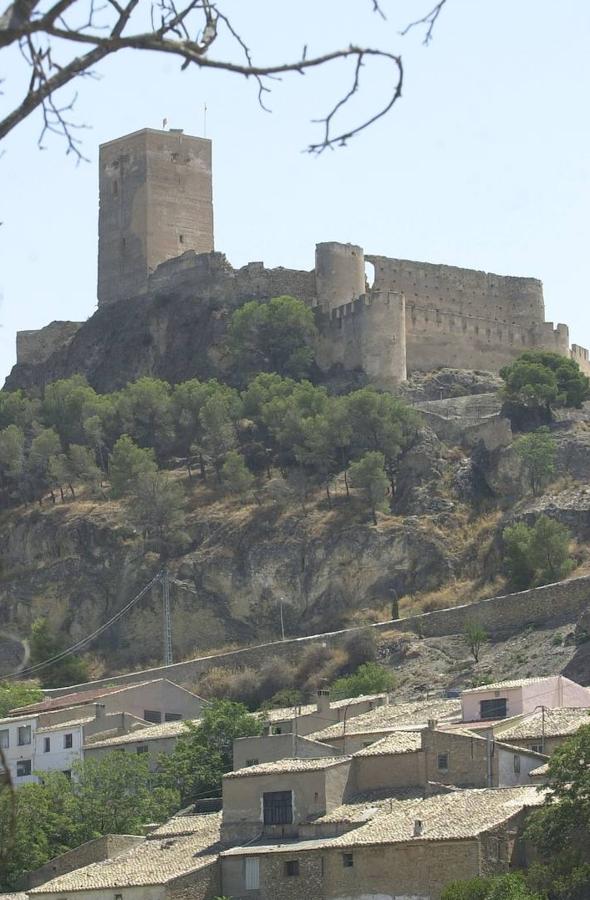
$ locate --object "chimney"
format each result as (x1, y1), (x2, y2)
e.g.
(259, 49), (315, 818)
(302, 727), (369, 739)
(413, 819), (424, 837)
(263, 721), (272, 736)
(317, 689), (331, 716)
(427, 719), (437, 731)
(95, 703), (106, 720)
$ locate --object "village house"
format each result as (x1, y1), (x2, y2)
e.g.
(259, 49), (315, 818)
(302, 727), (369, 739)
(459, 675), (590, 723)
(219, 785), (546, 900)
(233, 732), (337, 770)
(83, 717), (196, 768)
(0, 679), (206, 784)
(492, 705), (590, 755)
(261, 690), (388, 737)
(28, 812), (222, 900)
(307, 697), (462, 753)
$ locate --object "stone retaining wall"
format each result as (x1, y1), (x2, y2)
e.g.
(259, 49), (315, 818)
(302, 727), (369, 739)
(45, 575), (590, 697)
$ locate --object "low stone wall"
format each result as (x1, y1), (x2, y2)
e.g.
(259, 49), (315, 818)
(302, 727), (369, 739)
(45, 575), (590, 698)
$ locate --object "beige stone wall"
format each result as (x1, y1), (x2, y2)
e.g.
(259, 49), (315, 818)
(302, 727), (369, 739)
(571, 344), (590, 376)
(98, 128), (213, 307)
(167, 861), (221, 900)
(352, 748), (424, 792)
(23, 834), (144, 889)
(16, 321), (83, 365)
(48, 574), (590, 697)
(233, 734), (336, 770)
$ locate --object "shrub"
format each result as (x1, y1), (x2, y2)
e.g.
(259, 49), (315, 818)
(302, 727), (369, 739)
(503, 516), (574, 589)
(330, 661), (395, 701)
(343, 630), (377, 669)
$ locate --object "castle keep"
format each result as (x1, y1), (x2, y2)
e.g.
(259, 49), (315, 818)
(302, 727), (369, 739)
(15, 127), (590, 385)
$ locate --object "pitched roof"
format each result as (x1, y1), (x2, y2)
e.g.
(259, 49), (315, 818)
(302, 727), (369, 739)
(30, 813), (221, 893)
(353, 731), (423, 757)
(261, 694), (386, 724)
(8, 682), (155, 716)
(496, 707), (590, 741)
(529, 762), (549, 777)
(225, 756), (349, 779)
(36, 716), (95, 734)
(307, 698), (461, 741)
(83, 718), (196, 749)
(461, 676), (558, 695)
(222, 785), (545, 856)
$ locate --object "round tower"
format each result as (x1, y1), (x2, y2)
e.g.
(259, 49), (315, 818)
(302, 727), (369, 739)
(315, 242), (365, 312)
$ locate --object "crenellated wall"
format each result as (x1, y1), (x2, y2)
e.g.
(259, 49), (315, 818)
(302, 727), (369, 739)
(405, 303), (570, 374)
(317, 291), (407, 387)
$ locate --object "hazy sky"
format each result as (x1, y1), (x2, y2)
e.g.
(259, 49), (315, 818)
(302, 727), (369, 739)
(1, 0), (589, 385)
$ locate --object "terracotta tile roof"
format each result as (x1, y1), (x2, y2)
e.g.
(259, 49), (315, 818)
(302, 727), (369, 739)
(307, 698), (461, 741)
(353, 731), (423, 757)
(496, 707), (590, 741)
(36, 716), (95, 734)
(222, 786), (546, 856)
(83, 718), (196, 749)
(261, 693), (386, 724)
(529, 762), (549, 777)
(225, 756), (349, 779)
(30, 813), (221, 892)
(461, 676), (559, 695)
(149, 815), (215, 838)
(8, 681), (157, 716)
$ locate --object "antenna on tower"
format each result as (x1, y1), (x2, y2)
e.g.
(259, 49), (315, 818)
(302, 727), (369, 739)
(203, 103), (207, 138)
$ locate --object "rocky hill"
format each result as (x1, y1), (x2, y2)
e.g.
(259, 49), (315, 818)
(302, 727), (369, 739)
(2, 363), (590, 683)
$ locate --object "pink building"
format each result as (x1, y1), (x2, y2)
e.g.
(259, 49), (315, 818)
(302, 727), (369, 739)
(461, 676), (590, 723)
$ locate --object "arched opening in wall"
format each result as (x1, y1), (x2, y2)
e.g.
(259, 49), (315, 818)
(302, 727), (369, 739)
(365, 261), (375, 292)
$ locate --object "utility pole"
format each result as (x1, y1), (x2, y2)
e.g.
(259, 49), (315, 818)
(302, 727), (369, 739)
(161, 567), (173, 666)
(279, 599), (285, 642)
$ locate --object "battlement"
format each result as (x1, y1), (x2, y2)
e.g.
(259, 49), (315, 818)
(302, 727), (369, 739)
(571, 343), (590, 376)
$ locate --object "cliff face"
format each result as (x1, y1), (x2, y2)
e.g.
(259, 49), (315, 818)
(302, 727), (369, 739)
(5, 289), (231, 394)
(0, 489), (455, 674)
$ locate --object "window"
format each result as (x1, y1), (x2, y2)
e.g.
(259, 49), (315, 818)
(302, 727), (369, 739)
(164, 713), (182, 722)
(115, 894), (123, 900)
(284, 860), (299, 877)
(0, 730), (8, 749)
(480, 698), (507, 720)
(136, 745), (149, 755)
(113, 180), (119, 196)
(64, 733), (73, 749)
(263, 790), (293, 826)
(513, 755), (521, 775)
(62, 770), (72, 780)
(245, 758), (259, 767)
(531, 743), (543, 754)
(342, 852), (354, 868)
(437, 752), (449, 771)
(143, 710), (162, 724)
(179, 234), (184, 244)
(245, 857), (260, 891)
(17, 725), (31, 746)
(16, 759), (31, 777)
(44, 737), (51, 753)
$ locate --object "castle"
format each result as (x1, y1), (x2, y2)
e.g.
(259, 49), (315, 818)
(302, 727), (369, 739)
(15, 127), (590, 386)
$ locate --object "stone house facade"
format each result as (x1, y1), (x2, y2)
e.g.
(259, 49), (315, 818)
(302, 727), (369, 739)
(460, 675), (590, 724)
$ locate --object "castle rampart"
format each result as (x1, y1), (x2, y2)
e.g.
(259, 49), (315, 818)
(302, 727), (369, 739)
(16, 321), (83, 366)
(571, 344), (590, 376)
(315, 242), (365, 311)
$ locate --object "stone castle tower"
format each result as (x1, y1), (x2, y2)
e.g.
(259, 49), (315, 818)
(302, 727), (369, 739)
(97, 127), (213, 306)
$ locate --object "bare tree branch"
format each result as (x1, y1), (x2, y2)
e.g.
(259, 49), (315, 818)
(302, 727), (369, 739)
(400, 0), (447, 45)
(0, 1), (446, 156)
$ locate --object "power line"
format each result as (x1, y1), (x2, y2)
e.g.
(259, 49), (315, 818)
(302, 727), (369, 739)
(4, 573), (161, 681)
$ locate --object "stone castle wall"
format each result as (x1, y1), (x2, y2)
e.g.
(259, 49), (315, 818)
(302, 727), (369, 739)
(98, 128), (214, 307)
(16, 321), (83, 366)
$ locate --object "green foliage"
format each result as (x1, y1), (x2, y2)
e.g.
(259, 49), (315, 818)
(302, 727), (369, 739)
(501, 351), (590, 412)
(514, 427), (557, 495)
(463, 622), (488, 662)
(127, 469), (186, 557)
(329, 661), (395, 701)
(221, 450), (254, 495)
(442, 874), (541, 900)
(348, 451), (389, 524)
(29, 617), (89, 688)
(41, 375), (100, 446)
(158, 699), (262, 805)
(109, 434), (157, 498)
(228, 295), (317, 380)
(503, 516), (574, 589)
(116, 377), (174, 458)
(0, 680), (43, 717)
(0, 753), (178, 890)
